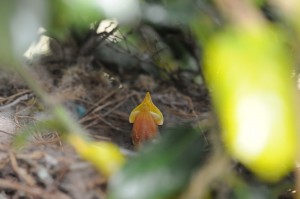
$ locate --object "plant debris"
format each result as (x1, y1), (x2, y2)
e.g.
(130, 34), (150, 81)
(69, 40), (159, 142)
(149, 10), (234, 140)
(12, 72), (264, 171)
(0, 24), (210, 197)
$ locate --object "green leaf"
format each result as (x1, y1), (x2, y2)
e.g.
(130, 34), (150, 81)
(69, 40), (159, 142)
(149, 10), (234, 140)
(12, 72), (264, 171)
(107, 125), (209, 199)
(47, 0), (104, 40)
(204, 24), (297, 182)
(13, 119), (64, 148)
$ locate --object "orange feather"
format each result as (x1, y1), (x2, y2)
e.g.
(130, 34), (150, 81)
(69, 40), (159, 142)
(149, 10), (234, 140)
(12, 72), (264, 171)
(132, 108), (158, 146)
(129, 92), (163, 146)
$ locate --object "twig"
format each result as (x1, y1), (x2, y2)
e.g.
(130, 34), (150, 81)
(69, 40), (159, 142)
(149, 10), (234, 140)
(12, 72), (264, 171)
(102, 94), (133, 117)
(9, 151), (37, 186)
(0, 93), (33, 111)
(0, 179), (46, 197)
(91, 134), (111, 141)
(0, 154), (9, 169)
(80, 25), (119, 56)
(0, 129), (14, 137)
(110, 110), (129, 119)
(0, 90), (31, 104)
(80, 88), (119, 122)
(79, 96), (123, 123)
(94, 114), (122, 131)
(16, 151), (44, 160)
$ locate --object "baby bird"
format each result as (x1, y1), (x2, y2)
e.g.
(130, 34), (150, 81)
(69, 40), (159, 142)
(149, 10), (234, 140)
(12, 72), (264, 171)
(129, 92), (164, 146)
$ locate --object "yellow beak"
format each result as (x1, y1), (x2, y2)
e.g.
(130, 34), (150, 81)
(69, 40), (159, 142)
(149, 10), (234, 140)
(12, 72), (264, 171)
(129, 92), (164, 125)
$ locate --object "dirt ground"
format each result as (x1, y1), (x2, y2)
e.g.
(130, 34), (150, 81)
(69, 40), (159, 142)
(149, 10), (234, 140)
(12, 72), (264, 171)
(0, 25), (211, 198)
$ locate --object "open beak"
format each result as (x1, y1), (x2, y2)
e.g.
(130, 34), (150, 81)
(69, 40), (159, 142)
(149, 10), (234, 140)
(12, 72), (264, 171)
(129, 92), (164, 146)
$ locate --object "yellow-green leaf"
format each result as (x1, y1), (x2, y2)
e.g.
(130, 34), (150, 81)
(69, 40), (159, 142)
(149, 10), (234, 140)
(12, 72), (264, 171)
(204, 24), (298, 182)
(68, 134), (125, 177)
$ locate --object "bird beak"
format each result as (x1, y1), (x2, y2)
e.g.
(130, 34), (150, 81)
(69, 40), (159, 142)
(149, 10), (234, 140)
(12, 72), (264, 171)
(129, 92), (164, 125)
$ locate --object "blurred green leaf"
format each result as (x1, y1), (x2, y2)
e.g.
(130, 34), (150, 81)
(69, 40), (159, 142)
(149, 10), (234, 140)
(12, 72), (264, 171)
(107, 125), (209, 199)
(0, 1), (14, 66)
(204, 24), (297, 182)
(48, 0), (104, 39)
(13, 119), (64, 148)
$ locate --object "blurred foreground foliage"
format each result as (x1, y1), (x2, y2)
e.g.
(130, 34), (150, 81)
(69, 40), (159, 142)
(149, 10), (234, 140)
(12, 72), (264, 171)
(205, 24), (297, 182)
(108, 125), (209, 199)
(1, 0), (300, 198)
